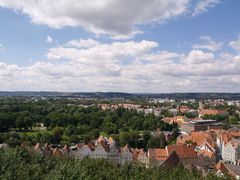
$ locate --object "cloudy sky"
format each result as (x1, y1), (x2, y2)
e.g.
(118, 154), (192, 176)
(0, 0), (240, 93)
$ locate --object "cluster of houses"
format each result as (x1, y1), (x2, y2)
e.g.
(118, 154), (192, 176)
(1, 128), (240, 179)
(177, 128), (240, 179)
(33, 136), (133, 166)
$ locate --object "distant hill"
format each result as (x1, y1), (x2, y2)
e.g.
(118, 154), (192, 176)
(0, 91), (240, 100)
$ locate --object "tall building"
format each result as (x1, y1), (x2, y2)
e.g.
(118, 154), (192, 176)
(199, 100), (204, 110)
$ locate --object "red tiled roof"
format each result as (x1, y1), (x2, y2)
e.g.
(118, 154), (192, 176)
(148, 148), (168, 161)
(160, 151), (181, 168)
(177, 131), (216, 149)
(197, 150), (214, 159)
(167, 144), (197, 158)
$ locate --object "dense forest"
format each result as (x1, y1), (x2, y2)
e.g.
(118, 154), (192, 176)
(0, 148), (225, 180)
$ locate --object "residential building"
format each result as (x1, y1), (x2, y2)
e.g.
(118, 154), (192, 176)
(217, 128), (240, 164)
(180, 119), (221, 134)
(199, 109), (227, 118)
(148, 144), (197, 166)
(121, 144), (133, 165)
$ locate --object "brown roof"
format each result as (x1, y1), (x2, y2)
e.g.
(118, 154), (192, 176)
(99, 140), (109, 152)
(148, 148), (168, 161)
(131, 148), (145, 161)
(215, 161), (238, 178)
(52, 148), (63, 157)
(197, 150), (214, 159)
(161, 151), (181, 168)
(177, 131), (216, 149)
(220, 129), (240, 144)
(167, 144), (197, 159)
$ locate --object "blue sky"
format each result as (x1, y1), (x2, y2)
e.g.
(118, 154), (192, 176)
(0, 0), (240, 92)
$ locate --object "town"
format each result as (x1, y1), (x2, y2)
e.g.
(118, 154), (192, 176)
(1, 95), (240, 179)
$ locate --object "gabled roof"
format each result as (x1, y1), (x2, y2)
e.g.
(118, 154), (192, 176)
(161, 151), (181, 168)
(34, 143), (41, 151)
(63, 145), (70, 153)
(197, 149), (214, 159)
(148, 148), (168, 161)
(108, 136), (115, 144)
(199, 140), (216, 152)
(52, 147), (63, 157)
(167, 144), (197, 158)
(177, 131), (216, 149)
(216, 161), (239, 178)
(43, 143), (51, 150)
(131, 148), (145, 161)
(99, 140), (109, 152)
(121, 144), (132, 153)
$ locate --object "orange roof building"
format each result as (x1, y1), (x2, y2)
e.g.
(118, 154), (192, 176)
(199, 109), (227, 117)
(148, 144), (197, 166)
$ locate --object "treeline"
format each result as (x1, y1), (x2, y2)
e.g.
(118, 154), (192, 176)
(0, 148), (224, 180)
(0, 98), (178, 149)
(0, 98), (176, 132)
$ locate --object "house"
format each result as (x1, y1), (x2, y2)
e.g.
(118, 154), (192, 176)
(148, 144), (197, 166)
(216, 161), (240, 179)
(177, 131), (216, 147)
(167, 144), (198, 165)
(42, 143), (52, 158)
(162, 116), (187, 126)
(62, 145), (70, 157)
(137, 150), (149, 167)
(107, 143), (120, 165)
(92, 142), (108, 159)
(216, 128), (240, 164)
(177, 131), (216, 168)
(197, 150), (216, 168)
(160, 151), (181, 168)
(180, 119), (220, 134)
(199, 109), (227, 117)
(52, 147), (63, 158)
(72, 144), (93, 159)
(148, 148), (168, 167)
(222, 141), (240, 164)
(132, 148), (149, 167)
(34, 143), (42, 155)
(0, 143), (8, 149)
(121, 144), (133, 165)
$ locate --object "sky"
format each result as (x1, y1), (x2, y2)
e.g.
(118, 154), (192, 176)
(0, 0), (240, 93)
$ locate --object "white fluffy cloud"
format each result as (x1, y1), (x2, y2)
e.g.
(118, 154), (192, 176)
(192, 0), (220, 16)
(193, 36), (223, 51)
(0, 0), (190, 38)
(229, 36), (240, 51)
(1, 38), (240, 92)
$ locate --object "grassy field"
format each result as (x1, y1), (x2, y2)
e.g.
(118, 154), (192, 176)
(8, 126), (52, 137)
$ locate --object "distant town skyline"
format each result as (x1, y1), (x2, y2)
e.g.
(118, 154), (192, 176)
(0, 0), (240, 92)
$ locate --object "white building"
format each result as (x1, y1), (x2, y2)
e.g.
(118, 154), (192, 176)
(120, 145), (133, 165)
(74, 144), (93, 159)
